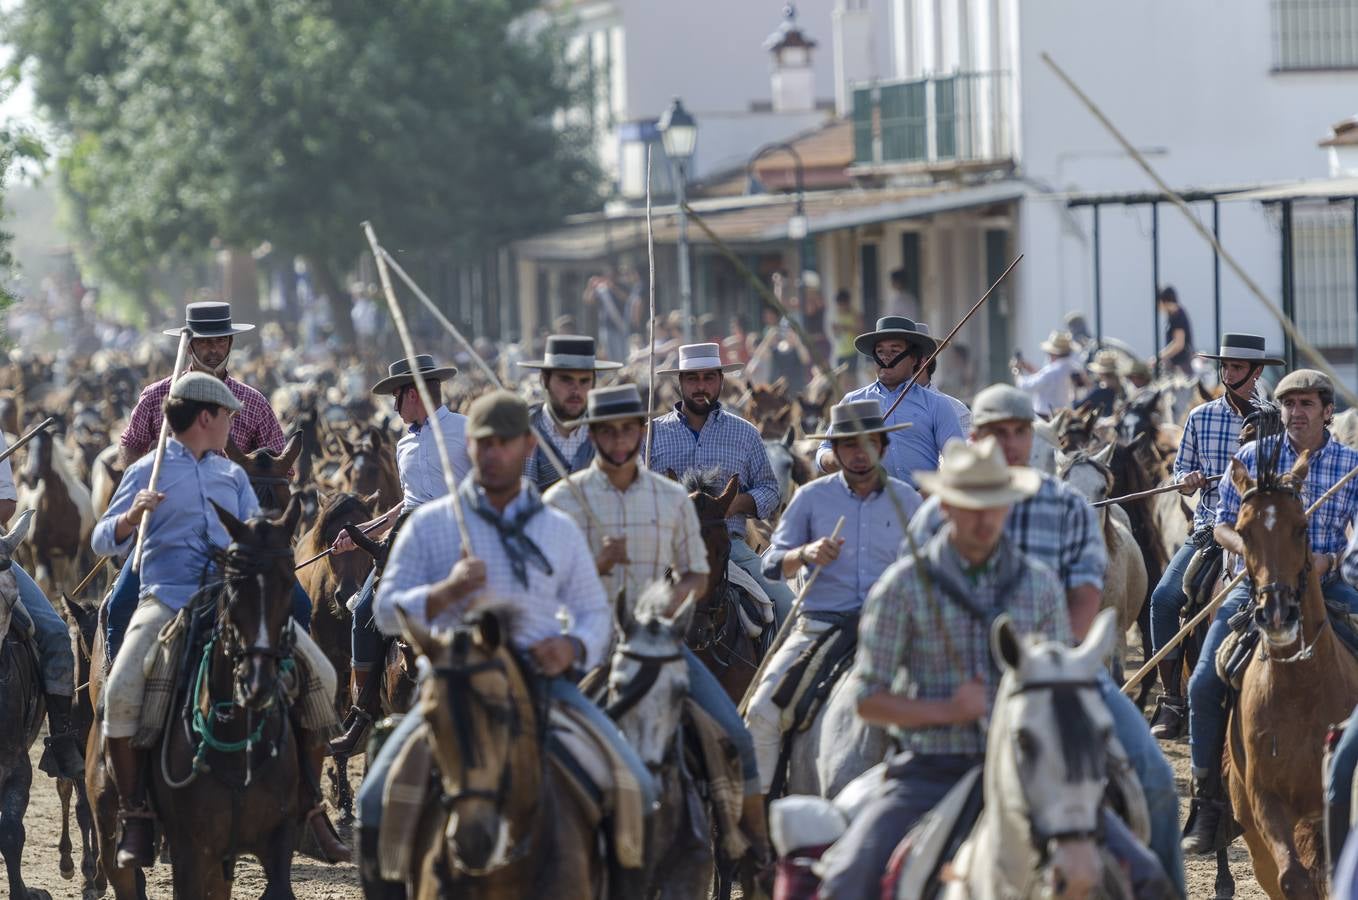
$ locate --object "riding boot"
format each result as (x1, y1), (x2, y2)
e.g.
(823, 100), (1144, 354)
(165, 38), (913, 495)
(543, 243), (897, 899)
(1148, 659), (1187, 740)
(40, 693), (87, 779)
(299, 732), (353, 863)
(106, 736), (155, 869)
(329, 667), (380, 756)
(1182, 770), (1229, 857)
(740, 794), (775, 892)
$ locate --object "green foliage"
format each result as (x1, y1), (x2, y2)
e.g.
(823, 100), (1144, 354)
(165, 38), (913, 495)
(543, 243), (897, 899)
(9, 0), (601, 294)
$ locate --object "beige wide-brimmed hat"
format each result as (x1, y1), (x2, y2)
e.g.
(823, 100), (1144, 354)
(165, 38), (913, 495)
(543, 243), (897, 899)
(1039, 330), (1074, 356)
(1088, 349), (1123, 376)
(914, 437), (1041, 509)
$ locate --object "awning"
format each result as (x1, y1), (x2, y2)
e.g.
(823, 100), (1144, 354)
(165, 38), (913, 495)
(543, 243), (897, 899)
(1222, 175), (1358, 203)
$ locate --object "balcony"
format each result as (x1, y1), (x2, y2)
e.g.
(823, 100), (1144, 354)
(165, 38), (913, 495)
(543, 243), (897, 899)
(851, 71), (1013, 173)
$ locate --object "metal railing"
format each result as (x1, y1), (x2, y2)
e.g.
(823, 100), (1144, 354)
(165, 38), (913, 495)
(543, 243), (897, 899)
(852, 70), (1013, 168)
(1272, 0), (1358, 70)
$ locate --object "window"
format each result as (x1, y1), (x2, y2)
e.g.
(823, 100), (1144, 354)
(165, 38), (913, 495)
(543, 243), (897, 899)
(1293, 206), (1356, 357)
(1272, 0), (1358, 70)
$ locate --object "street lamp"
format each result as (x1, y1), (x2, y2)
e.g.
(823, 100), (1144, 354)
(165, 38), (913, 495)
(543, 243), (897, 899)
(660, 97), (698, 342)
(747, 142), (809, 328)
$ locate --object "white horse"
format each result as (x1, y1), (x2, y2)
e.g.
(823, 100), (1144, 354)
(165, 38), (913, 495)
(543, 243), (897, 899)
(780, 660), (891, 800)
(939, 608), (1136, 900)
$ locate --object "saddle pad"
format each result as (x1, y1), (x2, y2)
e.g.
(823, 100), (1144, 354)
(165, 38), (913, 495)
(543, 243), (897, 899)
(548, 704), (645, 868)
(769, 795), (846, 857)
(726, 562), (774, 637)
(880, 766), (982, 900)
(378, 720), (434, 882)
(683, 698), (749, 862)
(133, 608), (191, 748)
(776, 623), (852, 733)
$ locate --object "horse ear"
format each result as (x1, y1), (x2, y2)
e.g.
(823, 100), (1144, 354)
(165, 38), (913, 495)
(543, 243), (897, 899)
(1229, 458), (1254, 498)
(275, 493), (304, 536)
(1092, 442), (1114, 467)
(1053, 449), (1070, 471)
(991, 614), (1023, 672)
(783, 427), (795, 448)
(1072, 607), (1120, 674)
(211, 500), (252, 544)
(614, 587), (634, 636)
(1290, 449), (1312, 486)
(475, 610), (503, 651)
(224, 439), (248, 466)
(716, 474), (740, 512)
(664, 468), (679, 482)
(396, 605), (436, 660)
(665, 590), (696, 638)
(280, 432), (304, 469)
(1, 508), (35, 555)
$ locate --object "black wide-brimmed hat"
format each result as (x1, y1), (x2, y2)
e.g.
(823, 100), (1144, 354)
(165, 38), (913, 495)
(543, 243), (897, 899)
(1196, 332), (1284, 366)
(518, 335), (622, 371)
(370, 355), (459, 395)
(806, 399), (913, 441)
(578, 384), (661, 426)
(162, 301), (255, 338)
(853, 316), (936, 360)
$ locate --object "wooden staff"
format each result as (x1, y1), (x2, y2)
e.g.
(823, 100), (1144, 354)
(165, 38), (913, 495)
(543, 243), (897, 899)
(362, 222), (474, 553)
(1092, 481), (1188, 508)
(133, 328), (192, 572)
(880, 254), (1023, 421)
(0, 417), (56, 468)
(66, 556), (110, 602)
(645, 145), (659, 466)
(294, 518), (387, 572)
(1120, 458), (1358, 695)
(1042, 51), (1358, 410)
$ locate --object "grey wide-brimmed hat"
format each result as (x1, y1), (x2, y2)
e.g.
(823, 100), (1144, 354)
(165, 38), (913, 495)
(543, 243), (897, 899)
(518, 335), (623, 371)
(162, 301), (255, 338)
(853, 316), (936, 360)
(914, 437), (1041, 509)
(806, 399), (912, 441)
(656, 342), (743, 375)
(370, 355), (459, 395)
(578, 384), (661, 426)
(1196, 332), (1284, 366)
(168, 372), (243, 411)
(971, 384), (1036, 428)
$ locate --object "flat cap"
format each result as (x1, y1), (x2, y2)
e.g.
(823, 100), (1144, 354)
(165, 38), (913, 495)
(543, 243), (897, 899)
(466, 390), (530, 439)
(1275, 368), (1334, 401)
(168, 372), (242, 411)
(971, 384), (1035, 428)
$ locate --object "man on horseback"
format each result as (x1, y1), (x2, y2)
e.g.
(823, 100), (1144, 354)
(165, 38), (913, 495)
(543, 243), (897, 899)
(1182, 368), (1358, 856)
(648, 342), (795, 622)
(361, 390), (653, 890)
(92, 372), (345, 867)
(545, 382), (774, 862)
(1147, 333), (1279, 742)
(816, 316), (964, 490)
(910, 383), (1186, 891)
(748, 398), (921, 795)
(1012, 329), (1082, 417)
(0, 429), (86, 780)
(327, 354), (471, 754)
(519, 334), (622, 491)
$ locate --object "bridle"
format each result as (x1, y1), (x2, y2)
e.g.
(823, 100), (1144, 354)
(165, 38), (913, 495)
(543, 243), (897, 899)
(1239, 482), (1317, 660)
(605, 646), (685, 720)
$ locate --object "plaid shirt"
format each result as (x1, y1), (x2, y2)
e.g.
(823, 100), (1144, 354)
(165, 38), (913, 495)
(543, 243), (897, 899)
(647, 402), (780, 538)
(852, 529), (1070, 754)
(909, 473), (1105, 591)
(818, 381), (965, 489)
(523, 404), (594, 492)
(120, 373), (285, 459)
(544, 463), (709, 601)
(1217, 432), (1358, 573)
(1175, 396), (1245, 531)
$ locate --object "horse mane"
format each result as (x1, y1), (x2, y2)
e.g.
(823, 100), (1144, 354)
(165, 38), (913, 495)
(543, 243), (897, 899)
(1048, 682), (1104, 784)
(680, 465), (726, 496)
(296, 491), (370, 557)
(1247, 406), (1287, 491)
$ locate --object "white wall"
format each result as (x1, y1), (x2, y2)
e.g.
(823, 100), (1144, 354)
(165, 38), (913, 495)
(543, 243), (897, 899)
(1013, 0), (1358, 363)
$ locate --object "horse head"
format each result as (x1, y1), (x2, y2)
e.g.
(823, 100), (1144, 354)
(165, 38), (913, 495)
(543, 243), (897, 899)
(762, 428), (799, 507)
(212, 494), (305, 711)
(1050, 406), (1101, 452)
(0, 509), (36, 641)
(402, 607), (530, 875)
(676, 469), (739, 648)
(338, 426), (390, 498)
(1116, 390), (1162, 448)
(748, 381), (793, 440)
(1231, 451), (1314, 646)
(226, 433), (303, 515)
(607, 582), (692, 772)
(987, 607), (1120, 900)
(18, 427), (50, 488)
(1054, 444), (1115, 506)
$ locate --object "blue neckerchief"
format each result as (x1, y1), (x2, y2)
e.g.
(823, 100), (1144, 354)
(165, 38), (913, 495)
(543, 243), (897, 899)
(458, 480), (553, 588)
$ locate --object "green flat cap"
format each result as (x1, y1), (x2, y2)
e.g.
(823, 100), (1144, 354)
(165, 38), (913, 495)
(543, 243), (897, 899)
(169, 372), (242, 411)
(467, 389), (530, 439)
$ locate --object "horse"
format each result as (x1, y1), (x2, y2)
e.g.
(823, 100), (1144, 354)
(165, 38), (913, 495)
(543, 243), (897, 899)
(743, 380), (795, 441)
(793, 365), (844, 438)
(332, 425), (401, 512)
(89, 444), (127, 520)
(606, 583), (716, 900)
(15, 426), (94, 600)
(677, 469), (766, 703)
(397, 607), (605, 900)
(0, 511), (52, 900)
(1225, 451), (1358, 899)
(88, 497), (312, 899)
(931, 608), (1139, 900)
(746, 429), (812, 553)
(343, 518), (420, 719)
(54, 593), (104, 900)
(226, 433), (304, 515)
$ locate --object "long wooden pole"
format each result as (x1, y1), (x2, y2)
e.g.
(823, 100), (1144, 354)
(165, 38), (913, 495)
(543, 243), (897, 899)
(132, 328), (192, 572)
(1120, 459), (1358, 694)
(645, 146), (658, 466)
(1092, 481), (1187, 508)
(0, 417), (55, 468)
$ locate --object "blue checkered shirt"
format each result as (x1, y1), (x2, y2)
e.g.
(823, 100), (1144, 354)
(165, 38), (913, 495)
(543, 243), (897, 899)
(818, 380), (965, 489)
(646, 402), (780, 538)
(1217, 432), (1358, 574)
(1174, 396), (1245, 531)
(909, 472), (1106, 592)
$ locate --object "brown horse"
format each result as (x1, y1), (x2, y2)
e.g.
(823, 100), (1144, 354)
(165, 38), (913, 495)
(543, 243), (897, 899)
(332, 426), (401, 511)
(397, 609), (604, 900)
(343, 519), (420, 718)
(226, 433), (304, 515)
(15, 427), (94, 600)
(54, 593), (104, 900)
(743, 380), (794, 440)
(1226, 452), (1358, 899)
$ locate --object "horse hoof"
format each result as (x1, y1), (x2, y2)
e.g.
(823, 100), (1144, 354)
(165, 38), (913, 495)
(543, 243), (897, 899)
(61, 862), (76, 879)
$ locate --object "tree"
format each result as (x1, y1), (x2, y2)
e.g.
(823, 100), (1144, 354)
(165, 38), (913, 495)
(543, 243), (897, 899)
(9, 0), (601, 342)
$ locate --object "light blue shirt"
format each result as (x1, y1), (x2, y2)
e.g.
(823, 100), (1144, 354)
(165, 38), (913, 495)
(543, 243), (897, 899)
(92, 438), (259, 611)
(396, 405), (473, 511)
(761, 472), (921, 616)
(818, 381), (965, 488)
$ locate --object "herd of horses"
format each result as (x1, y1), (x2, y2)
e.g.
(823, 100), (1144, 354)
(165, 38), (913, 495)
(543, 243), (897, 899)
(0, 342), (1353, 898)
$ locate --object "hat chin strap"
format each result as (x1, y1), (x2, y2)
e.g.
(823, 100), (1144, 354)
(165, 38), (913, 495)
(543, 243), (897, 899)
(876, 347), (915, 372)
(189, 346), (228, 379)
(1221, 362), (1260, 395)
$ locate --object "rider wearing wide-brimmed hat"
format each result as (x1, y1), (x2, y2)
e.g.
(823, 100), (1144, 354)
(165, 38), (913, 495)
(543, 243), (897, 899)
(519, 334), (622, 492)
(1075, 348), (1128, 417)
(1012, 329), (1083, 417)
(816, 316), (965, 490)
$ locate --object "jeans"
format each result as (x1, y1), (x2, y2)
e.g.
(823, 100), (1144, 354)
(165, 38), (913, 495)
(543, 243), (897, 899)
(12, 564), (74, 695)
(104, 555), (314, 663)
(350, 569), (382, 671)
(1149, 540), (1197, 658)
(683, 645), (760, 794)
(729, 536), (794, 626)
(1189, 577), (1358, 773)
(1327, 703), (1358, 870)
(1098, 671), (1185, 896)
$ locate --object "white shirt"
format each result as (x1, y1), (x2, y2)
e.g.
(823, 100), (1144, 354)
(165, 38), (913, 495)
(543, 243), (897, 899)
(0, 432), (14, 501)
(395, 405), (473, 511)
(1016, 357), (1080, 417)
